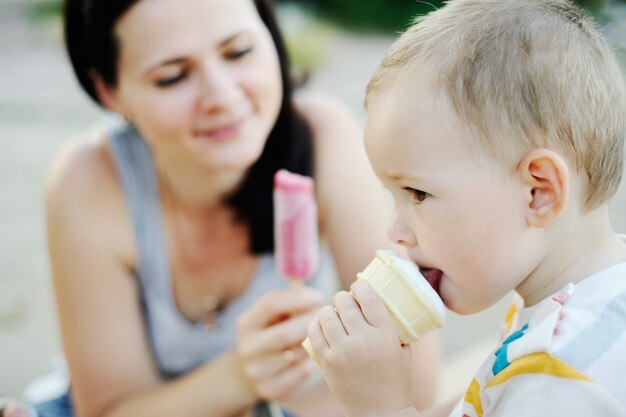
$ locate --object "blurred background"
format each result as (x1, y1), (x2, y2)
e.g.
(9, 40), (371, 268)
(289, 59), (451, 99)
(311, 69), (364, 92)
(1, 0), (626, 404)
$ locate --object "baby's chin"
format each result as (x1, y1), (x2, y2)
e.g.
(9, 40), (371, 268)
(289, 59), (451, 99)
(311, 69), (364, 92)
(445, 294), (498, 316)
(418, 268), (500, 315)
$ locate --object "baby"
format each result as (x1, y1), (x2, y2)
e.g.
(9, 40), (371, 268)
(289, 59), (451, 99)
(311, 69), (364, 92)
(307, 0), (626, 416)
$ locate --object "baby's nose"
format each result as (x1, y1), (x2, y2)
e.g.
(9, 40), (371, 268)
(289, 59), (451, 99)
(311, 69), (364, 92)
(387, 211), (417, 248)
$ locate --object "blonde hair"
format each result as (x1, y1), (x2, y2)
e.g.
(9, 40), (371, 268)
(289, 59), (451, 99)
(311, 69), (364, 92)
(367, 0), (626, 210)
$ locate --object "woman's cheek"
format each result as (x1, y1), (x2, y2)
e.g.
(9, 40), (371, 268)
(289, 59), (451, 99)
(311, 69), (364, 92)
(148, 93), (194, 127)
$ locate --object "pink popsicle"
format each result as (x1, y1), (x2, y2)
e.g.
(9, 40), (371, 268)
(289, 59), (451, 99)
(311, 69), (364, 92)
(273, 169), (319, 281)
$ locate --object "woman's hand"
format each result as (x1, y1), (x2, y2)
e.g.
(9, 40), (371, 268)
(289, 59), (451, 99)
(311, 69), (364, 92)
(307, 280), (414, 417)
(235, 285), (323, 402)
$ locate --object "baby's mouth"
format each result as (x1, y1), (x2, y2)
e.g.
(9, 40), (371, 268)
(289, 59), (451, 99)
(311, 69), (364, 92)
(419, 268), (443, 297)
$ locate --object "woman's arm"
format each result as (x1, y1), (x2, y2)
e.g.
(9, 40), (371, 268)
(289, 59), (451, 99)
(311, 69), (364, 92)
(289, 92), (393, 417)
(296, 92), (441, 410)
(45, 136), (260, 417)
(296, 92), (390, 287)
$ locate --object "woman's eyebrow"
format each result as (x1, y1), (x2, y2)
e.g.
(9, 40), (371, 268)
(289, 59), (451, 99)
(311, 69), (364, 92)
(218, 32), (247, 47)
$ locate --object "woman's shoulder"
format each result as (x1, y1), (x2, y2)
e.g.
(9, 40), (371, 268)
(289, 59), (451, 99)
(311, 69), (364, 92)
(45, 125), (136, 262)
(45, 125), (123, 217)
(294, 89), (352, 115)
(294, 90), (362, 146)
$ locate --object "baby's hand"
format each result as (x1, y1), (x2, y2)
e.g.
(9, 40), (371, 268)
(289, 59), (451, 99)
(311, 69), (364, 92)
(307, 280), (413, 417)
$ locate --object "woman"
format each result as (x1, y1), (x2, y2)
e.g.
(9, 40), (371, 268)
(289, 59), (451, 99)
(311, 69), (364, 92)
(4, 0), (439, 416)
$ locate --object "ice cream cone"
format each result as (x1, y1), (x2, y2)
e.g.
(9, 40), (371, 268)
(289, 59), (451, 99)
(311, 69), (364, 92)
(303, 249), (445, 362)
(357, 249), (445, 343)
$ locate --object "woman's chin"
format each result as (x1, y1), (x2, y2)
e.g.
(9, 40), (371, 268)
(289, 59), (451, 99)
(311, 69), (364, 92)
(195, 151), (261, 173)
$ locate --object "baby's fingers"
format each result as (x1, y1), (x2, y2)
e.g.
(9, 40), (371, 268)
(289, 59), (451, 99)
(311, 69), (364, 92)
(333, 290), (369, 335)
(317, 305), (347, 347)
(307, 316), (328, 361)
(350, 280), (396, 331)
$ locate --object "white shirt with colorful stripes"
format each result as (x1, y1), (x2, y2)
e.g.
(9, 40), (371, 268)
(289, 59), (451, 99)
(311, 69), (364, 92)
(455, 261), (626, 417)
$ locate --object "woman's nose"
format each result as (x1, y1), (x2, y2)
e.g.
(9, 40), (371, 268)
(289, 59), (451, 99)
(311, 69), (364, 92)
(387, 210), (417, 248)
(198, 65), (241, 113)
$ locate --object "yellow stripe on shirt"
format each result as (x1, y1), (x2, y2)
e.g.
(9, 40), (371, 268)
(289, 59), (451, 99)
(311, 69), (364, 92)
(464, 378), (483, 417)
(502, 302), (519, 337)
(485, 352), (591, 389)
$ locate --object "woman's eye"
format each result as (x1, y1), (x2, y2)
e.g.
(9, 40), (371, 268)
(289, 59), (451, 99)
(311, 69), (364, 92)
(155, 72), (187, 88)
(403, 187), (431, 204)
(225, 46), (253, 60)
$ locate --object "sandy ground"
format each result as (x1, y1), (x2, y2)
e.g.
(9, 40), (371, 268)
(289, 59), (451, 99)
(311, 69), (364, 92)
(1, 0), (625, 404)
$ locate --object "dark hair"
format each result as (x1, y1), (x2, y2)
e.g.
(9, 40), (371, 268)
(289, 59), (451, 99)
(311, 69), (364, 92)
(63, 0), (313, 254)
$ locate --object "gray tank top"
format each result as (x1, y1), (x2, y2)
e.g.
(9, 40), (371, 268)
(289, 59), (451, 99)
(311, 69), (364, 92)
(109, 124), (319, 380)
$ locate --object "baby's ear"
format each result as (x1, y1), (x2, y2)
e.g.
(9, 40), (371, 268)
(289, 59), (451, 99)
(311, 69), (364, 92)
(517, 148), (569, 227)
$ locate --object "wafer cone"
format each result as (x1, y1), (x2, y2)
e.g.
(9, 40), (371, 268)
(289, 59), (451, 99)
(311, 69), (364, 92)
(303, 250), (445, 362)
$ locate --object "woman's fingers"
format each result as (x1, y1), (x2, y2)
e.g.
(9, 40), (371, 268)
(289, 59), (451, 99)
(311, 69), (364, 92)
(254, 356), (316, 400)
(1, 403), (29, 417)
(240, 309), (317, 357)
(239, 329), (317, 401)
(244, 345), (309, 382)
(241, 343), (316, 401)
(236, 286), (322, 360)
(236, 287), (322, 400)
(237, 287), (322, 332)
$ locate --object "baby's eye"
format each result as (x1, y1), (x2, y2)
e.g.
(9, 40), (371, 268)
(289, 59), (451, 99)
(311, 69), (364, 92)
(225, 46), (253, 60)
(403, 187), (431, 204)
(155, 71), (187, 88)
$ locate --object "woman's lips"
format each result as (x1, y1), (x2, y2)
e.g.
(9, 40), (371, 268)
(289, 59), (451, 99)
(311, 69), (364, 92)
(195, 119), (245, 142)
(419, 267), (443, 297)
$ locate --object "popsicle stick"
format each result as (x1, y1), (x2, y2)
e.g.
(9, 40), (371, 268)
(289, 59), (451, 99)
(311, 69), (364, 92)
(289, 278), (304, 287)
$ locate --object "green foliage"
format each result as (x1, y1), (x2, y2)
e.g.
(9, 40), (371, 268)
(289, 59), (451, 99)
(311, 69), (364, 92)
(283, 19), (335, 77)
(278, 0), (611, 33)
(279, 0), (444, 33)
(28, 0), (62, 22)
(575, 0), (605, 10)
(25, 0), (617, 34)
